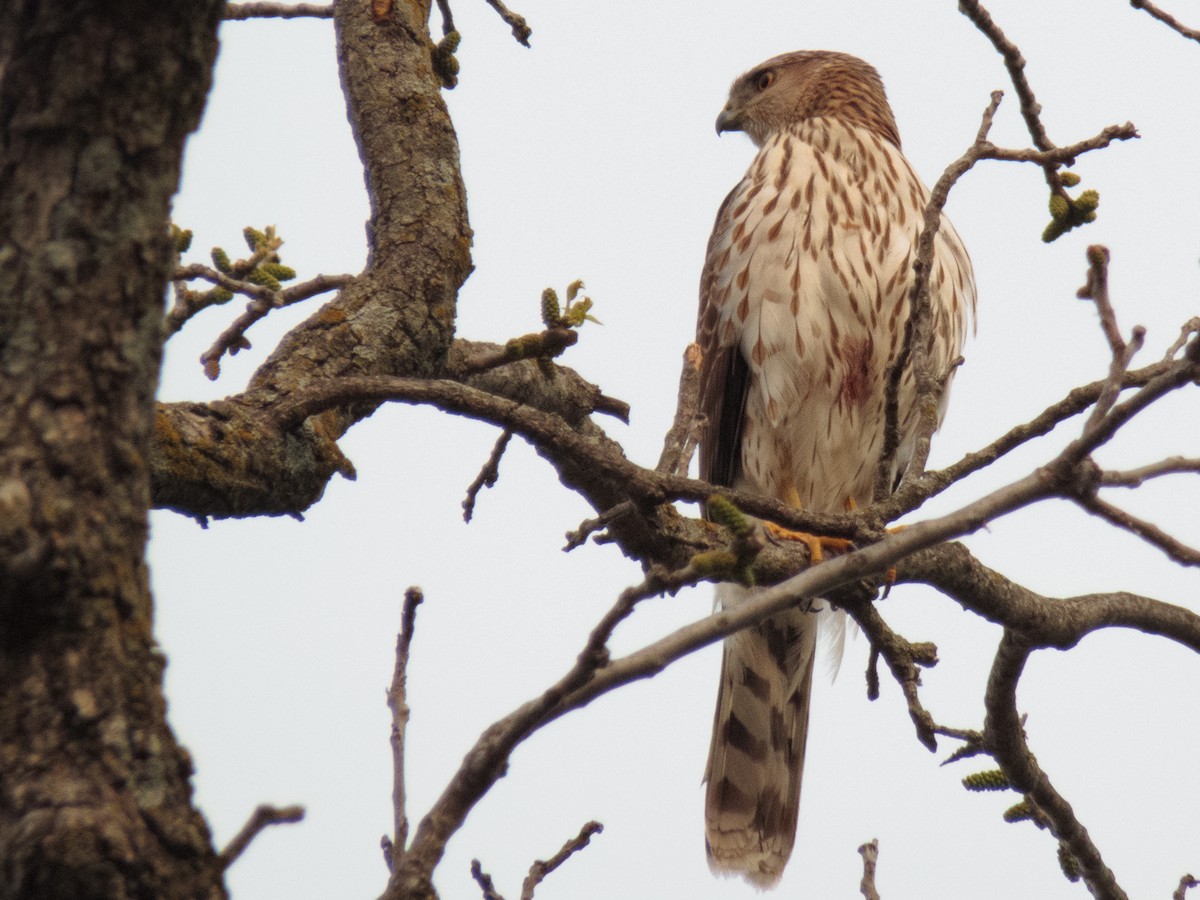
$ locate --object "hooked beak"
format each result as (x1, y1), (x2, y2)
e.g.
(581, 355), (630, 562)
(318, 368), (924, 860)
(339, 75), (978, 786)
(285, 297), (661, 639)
(715, 106), (742, 135)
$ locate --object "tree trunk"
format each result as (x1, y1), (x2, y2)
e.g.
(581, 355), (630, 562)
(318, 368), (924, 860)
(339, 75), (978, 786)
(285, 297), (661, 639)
(0, 2), (225, 897)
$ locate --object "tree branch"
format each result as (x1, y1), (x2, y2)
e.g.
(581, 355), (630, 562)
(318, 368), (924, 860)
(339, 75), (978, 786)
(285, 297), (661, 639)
(984, 632), (1127, 899)
(218, 804), (306, 870)
(1130, 0), (1200, 44)
(858, 839), (881, 900)
(225, 2), (334, 18)
(519, 821), (604, 900)
(387, 587), (424, 873)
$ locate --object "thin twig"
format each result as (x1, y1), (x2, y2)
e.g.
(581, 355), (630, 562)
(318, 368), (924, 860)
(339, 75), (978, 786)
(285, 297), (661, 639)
(957, 0), (1060, 193)
(387, 587), (424, 873)
(1130, 0), (1200, 44)
(224, 2), (334, 19)
(1165, 316), (1200, 361)
(218, 804), (306, 869)
(434, 0), (455, 35)
(564, 501), (635, 551)
(484, 0), (531, 45)
(656, 342), (703, 476)
(455, 328), (578, 378)
(979, 123), (1138, 165)
(879, 91), (1002, 500)
(1075, 494), (1200, 566)
(1076, 245), (1126, 355)
(198, 273), (355, 379)
(1075, 246), (1152, 434)
(858, 839), (881, 900)
(1100, 456), (1200, 487)
(463, 430), (513, 522)
(167, 268), (352, 336)
(839, 593), (939, 749)
(1175, 874), (1200, 900)
(520, 821), (604, 900)
(470, 859), (506, 900)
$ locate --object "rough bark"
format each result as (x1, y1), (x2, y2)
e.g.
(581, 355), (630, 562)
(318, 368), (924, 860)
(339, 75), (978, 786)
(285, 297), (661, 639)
(150, 0), (473, 520)
(0, 2), (225, 897)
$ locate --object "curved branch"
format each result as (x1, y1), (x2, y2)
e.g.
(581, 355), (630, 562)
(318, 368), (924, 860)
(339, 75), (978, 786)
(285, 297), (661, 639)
(984, 633), (1127, 899)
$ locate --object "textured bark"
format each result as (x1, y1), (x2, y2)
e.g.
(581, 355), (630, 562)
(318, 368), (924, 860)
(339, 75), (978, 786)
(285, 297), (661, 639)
(0, 2), (225, 898)
(150, 0), (473, 519)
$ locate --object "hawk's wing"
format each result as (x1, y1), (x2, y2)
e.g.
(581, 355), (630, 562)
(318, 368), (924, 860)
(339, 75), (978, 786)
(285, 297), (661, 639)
(696, 183), (750, 491)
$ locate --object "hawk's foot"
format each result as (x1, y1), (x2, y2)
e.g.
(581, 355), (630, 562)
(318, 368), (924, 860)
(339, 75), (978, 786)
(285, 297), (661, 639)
(762, 521), (853, 564)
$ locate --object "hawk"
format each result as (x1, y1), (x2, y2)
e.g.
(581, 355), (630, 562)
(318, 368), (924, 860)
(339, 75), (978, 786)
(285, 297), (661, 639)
(696, 51), (975, 887)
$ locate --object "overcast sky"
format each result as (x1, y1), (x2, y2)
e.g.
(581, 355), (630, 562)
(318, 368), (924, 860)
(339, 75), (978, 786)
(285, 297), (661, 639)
(155, 2), (1200, 898)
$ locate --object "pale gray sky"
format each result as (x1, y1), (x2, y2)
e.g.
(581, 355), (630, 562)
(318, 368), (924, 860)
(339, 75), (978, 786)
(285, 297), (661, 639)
(156, 2), (1200, 897)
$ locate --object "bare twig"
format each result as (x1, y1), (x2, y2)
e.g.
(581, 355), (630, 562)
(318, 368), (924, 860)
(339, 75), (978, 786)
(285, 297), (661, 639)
(564, 501), (635, 551)
(979, 123), (1138, 165)
(520, 820), (604, 900)
(1076, 245), (1125, 355)
(1075, 494), (1200, 566)
(1100, 456), (1200, 487)
(434, 0), (455, 35)
(197, 273), (355, 379)
(224, 2), (334, 19)
(455, 328), (578, 378)
(839, 593), (939, 749)
(880, 355), (1178, 521)
(1130, 0), (1200, 44)
(218, 804), (306, 869)
(167, 268), (352, 337)
(463, 430), (513, 522)
(470, 859), (505, 900)
(1175, 874), (1200, 900)
(858, 839), (881, 900)
(484, 0), (531, 45)
(879, 91), (1002, 500)
(387, 587), (424, 873)
(957, 0), (1060, 190)
(1165, 316), (1200, 360)
(1075, 245), (1149, 434)
(656, 342), (704, 476)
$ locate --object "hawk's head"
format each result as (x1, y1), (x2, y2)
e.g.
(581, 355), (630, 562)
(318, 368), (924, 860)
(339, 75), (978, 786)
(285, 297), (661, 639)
(716, 51), (901, 149)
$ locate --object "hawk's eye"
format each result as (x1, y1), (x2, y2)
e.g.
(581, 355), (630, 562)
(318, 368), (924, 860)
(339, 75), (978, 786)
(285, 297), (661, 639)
(754, 70), (775, 92)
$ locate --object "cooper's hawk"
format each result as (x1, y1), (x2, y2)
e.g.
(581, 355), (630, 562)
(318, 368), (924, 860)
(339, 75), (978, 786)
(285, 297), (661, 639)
(696, 51), (975, 887)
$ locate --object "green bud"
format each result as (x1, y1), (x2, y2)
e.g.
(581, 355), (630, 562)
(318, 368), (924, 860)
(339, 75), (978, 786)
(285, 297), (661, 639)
(260, 263), (297, 282)
(172, 226), (193, 253)
(211, 287), (234, 303)
(247, 270), (282, 291)
(706, 495), (754, 539)
(1075, 189), (1100, 212)
(1059, 171), (1081, 187)
(1048, 194), (1069, 222)
(541, 288), (561, 326)
(1003, 801), (1033, 823)
(211, 247), (232, 273)
(244, 226), (267, 251)
(962, 769), (1010, 792)
(1058, 842), (1080, 882)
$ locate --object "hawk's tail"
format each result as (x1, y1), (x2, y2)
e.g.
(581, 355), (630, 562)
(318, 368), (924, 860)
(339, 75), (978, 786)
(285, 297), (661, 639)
(703, 594), (816, 888)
